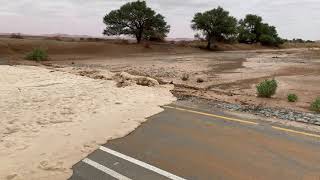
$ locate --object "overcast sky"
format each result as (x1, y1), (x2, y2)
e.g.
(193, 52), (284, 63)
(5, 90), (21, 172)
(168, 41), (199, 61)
(0, 0), (319, 40)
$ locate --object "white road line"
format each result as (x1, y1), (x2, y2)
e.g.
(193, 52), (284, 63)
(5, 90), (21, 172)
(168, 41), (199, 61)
(100, 146), (187, 180)
(82, 158), (132, 180)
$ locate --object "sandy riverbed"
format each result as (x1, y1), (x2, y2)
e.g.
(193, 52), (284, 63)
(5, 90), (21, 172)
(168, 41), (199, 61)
(0, 65), (175, 180)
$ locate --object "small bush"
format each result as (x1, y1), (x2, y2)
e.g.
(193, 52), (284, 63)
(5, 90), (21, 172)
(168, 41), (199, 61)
(181, 73), (190, 81)
(259, 34), (284, 47)
(25, 48), (48, 61)
(197, 78), (204, 83)
(310, 97), (320, 113)
(10, 33), (23, 39)
(256, 79), (278, 98)
(46, 36), (63, 41)
(259, 35), (276, 46)
(287, 94), (298, 102)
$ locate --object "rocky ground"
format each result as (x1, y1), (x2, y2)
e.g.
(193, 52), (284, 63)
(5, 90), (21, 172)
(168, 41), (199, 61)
(175, 95), (320, 126)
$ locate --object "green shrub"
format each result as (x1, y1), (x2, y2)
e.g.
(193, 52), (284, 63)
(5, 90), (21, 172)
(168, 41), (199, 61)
(25, 48), (48, 61)
(310, 97), (320, 113)
(259, 34), (276, 46)
(287, 94), (298, 102)
(259, 34), (283, 47)
(256, 79), (278, 98)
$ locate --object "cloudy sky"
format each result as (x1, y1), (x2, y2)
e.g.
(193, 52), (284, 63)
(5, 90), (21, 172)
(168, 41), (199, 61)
(0, 0), (319, 40)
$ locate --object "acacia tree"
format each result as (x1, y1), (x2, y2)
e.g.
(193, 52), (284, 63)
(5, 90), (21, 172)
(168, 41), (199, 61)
(191, 7), (237, 49)
(238, 14), (283, 46)
(103, 1), (170, 43)
(238, 14), (263, 43)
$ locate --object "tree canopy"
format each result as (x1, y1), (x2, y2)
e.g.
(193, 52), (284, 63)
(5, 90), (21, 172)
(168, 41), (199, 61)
(191, 7), (237, 49)
(103, 0), (170, 43)
(238, 14), (283, 46)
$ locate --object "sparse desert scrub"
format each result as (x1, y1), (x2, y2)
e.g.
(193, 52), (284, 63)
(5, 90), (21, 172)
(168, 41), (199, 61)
(256, 79), (278, 98)
(46, 36), (63, 41)
(25, 48), (48, 61)
(181, 73), (190, 81)
(287, 94), (298, 102)
(10, 33), (23, 39)
(197, 77), (204, 83)
(310, 97), (320, 113)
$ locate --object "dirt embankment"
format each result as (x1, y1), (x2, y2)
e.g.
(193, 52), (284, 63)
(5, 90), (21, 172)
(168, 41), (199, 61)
(0, 37), (203, 63)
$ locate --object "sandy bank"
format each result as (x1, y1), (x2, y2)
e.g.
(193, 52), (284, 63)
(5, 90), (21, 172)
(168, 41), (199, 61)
(0, 65), (175, 180)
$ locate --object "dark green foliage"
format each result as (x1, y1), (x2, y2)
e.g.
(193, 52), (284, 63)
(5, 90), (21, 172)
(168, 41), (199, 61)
(103, 1), (170, 43)
(287, 94), (298, 102)
(238, 15), (262, 43)
(238, 14), (283, 46)
(259, 34), (277, 46)
(290, 38), (315, 43)
(256, 79), (278, 98)
(25, 48), (48, 61)
(311, 97), (320, 113)
(238, 27), (256, 43)
(191, 6), (238, 49)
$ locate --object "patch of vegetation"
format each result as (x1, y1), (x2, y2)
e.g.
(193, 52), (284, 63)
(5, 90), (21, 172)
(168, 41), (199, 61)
(25, 48), (48, 62)
(237, 14), (283, 46)
(191, 6), (237, 49)
(287, 94), (298, 102)
(10, 33), (23, 39)
(256, 79), (278, 98)
(310, 97), (320, 113)
(197, 78), (204, 83)
(181, 73), (190, 81)
(103, 1), (170, 43)
(289, 38), (315, 43)
(259, 34), (276, 46)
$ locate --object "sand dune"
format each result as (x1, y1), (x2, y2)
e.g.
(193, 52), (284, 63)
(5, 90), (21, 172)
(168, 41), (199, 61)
(0, 65), (175, 180)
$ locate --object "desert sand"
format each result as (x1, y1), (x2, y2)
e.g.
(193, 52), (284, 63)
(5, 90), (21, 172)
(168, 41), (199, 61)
(0, 65), (175, 180)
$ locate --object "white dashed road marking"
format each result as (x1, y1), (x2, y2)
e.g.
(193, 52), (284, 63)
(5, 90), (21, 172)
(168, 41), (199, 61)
(99, 146), (187, 180)
(82, 158), (132, 180)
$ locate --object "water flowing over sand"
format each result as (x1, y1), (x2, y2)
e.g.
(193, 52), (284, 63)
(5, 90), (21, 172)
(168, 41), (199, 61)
(0, 65), (176, 180)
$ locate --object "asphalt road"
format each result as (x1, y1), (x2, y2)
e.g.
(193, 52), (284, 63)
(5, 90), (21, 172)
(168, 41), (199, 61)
(71, 104), (320, 180)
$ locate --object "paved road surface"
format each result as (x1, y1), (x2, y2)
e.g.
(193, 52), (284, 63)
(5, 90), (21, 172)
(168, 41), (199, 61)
(71, 104), (320, 180)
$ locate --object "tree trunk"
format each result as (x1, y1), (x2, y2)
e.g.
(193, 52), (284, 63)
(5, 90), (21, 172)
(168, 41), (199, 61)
(206, 38), (212, 50)
(136, 35), (142, 44)
(136, 29), (143, 44)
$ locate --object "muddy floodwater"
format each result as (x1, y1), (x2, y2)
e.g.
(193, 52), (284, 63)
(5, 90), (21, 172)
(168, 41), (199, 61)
(49, 48), (320, 113)
(1, 37), (320, 112)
